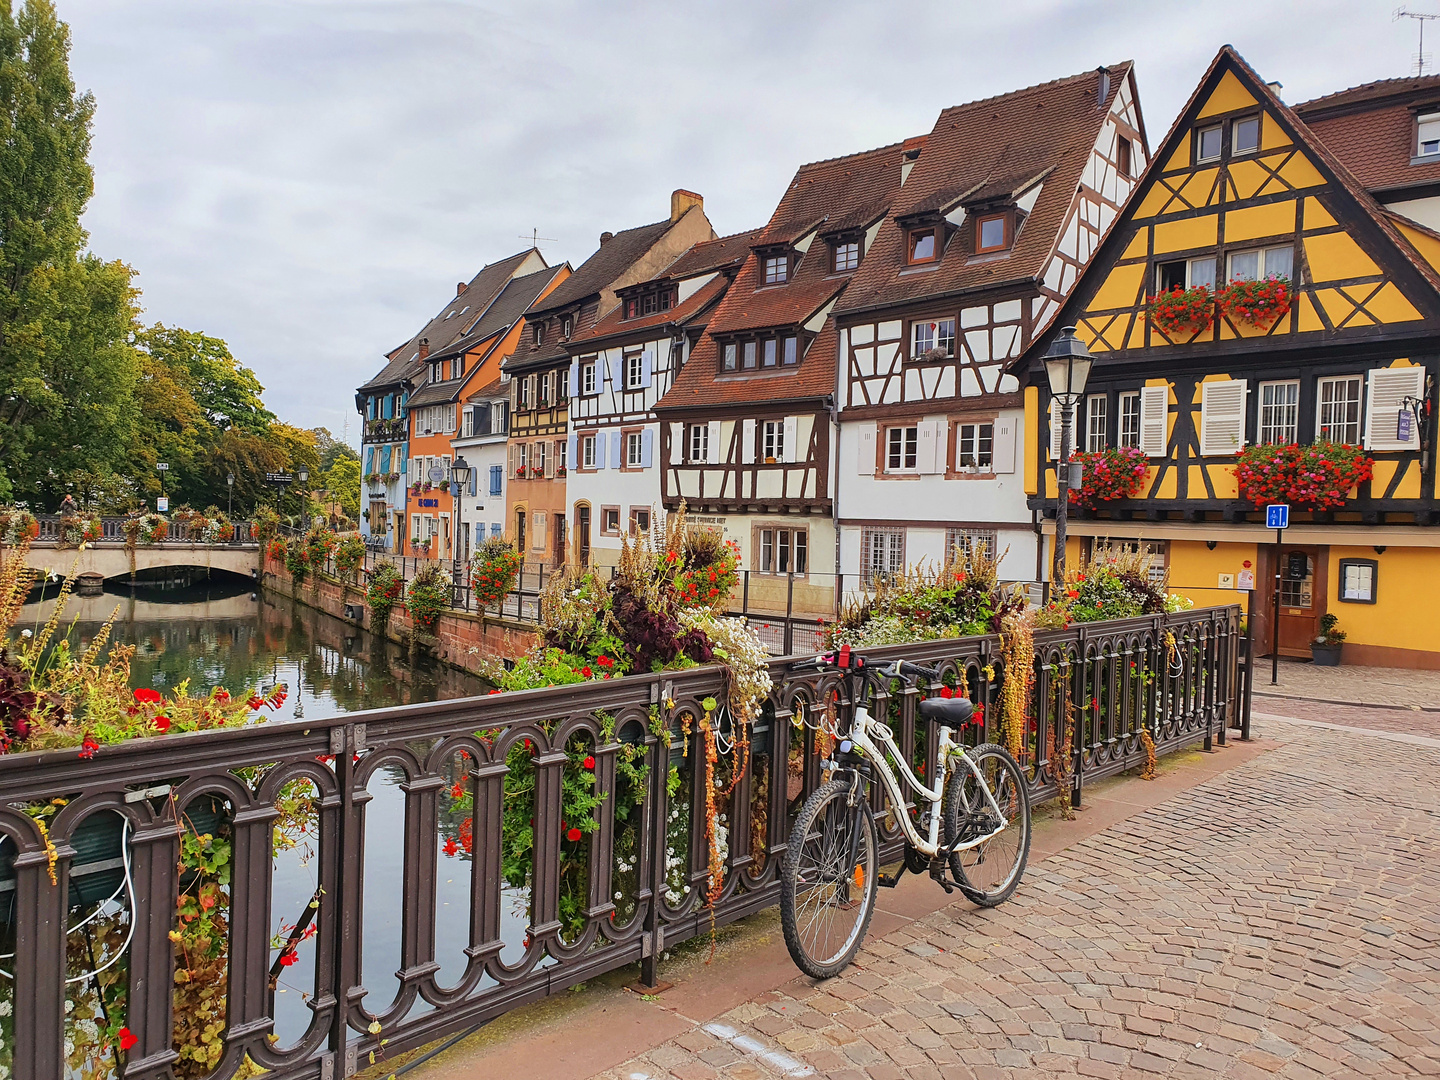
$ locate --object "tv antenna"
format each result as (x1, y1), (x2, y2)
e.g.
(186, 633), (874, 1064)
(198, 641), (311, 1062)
(519, 228), (557, 249)
(1396, 8), (1440, 74)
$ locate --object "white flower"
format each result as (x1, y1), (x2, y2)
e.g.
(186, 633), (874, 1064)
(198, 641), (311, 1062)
(19, 629), (30, 639)
(614, 892), (623, 900)
(0, 1000), (9, 1015)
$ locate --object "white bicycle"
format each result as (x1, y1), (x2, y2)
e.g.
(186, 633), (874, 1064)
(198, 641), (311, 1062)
(779, 646), (1031, 978)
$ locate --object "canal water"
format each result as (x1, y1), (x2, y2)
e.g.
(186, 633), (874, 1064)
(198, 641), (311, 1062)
(1, 571), (556, 1078)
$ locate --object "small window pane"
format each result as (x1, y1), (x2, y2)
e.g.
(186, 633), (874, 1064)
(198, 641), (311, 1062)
(1086, 394), (1108, 453)
(910, 230), (935, 262)
(723, 343), (737, 370)
(783, 336), (797, 364)
(979, 217), (1005, 250)
(1260, 381), (1300, 445)
(1119, 392), (1142, 448)
(1419, 114), (1440, 155)
(764, 256), (788, 284)
(1264, 245), (1294, 280)
(1157, 260), (1186, 292)
(1189, 257), (1216, 290)
(1197, 125), (1223, 161)
(1232, 116), (1259, 154)
(834, 242), (859, 272)
(1318, 376), (1362, 445)
(1227, 250), (1260, 282)
(743, 341), (757, 369)
(762, 338), (777, 367)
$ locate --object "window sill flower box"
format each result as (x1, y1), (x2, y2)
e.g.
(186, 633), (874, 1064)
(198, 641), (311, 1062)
(1147, 284), (1215, 337)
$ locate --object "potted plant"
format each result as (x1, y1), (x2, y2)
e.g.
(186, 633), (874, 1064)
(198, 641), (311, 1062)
(1216, 275), (1292, 329)
(1312, 613), (1345, 666)
(1147, 284), (1215, 337)
(1069, 446), (1148, 508)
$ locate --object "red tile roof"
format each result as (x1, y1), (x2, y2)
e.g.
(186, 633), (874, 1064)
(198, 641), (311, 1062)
(568, 273), (731, 349)
(653, 228), (764, 281)
(658, 322), (840, 411)
(836, 63), (1135, 316)
(1295, 77), (1440, 197)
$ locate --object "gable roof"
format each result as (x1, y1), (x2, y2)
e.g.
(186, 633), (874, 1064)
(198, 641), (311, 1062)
(1295, 75), (1440, 199)
(570, 274), (731, 351)
(835, 63), (1136, 317)
(1014, 46), (1440, 369)
(358, 248), (542, 392)
(651, 227), (764, 281)
(525, 219), (679, 317)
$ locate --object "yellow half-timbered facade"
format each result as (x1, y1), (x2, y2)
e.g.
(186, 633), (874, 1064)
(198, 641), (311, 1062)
(1019, 48), (1440, 668)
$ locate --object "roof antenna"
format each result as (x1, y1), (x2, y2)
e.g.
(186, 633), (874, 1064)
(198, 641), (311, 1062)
(1395, 7), (1440, 75)
(518, 228), (558, 249)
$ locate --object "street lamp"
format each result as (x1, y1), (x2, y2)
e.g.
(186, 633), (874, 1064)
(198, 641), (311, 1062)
(227, 473), (235, 518)
(450, 456), (472, 568)
(297, 467), (309, 531)
(1043, 326), (1093, 594)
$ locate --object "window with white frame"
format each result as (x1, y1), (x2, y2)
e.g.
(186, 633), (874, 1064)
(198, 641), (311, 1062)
(862, 527), (905, 585)
(1227, 244), (1294, 283)
(1119, 391), (1142, 448)
(763, 255), (789, 285)
(1317, 375), (1363, 445)
(462, 409), (474, 438)
(1231, 115), (1260, 155)
(538, 371), (551, 407)
(626, 431), (643, 468)
(1156, 256), (1217, 292)
(1196, 124), (1223, 163)
(1419, 112), (1440, 157)
(1086, 394), (1108, 452)
(1092, 539), (1168, 586)
(582, 360), (597, 395)
(518, 376), (531, 409)
(911, 318), (956, 359)
(625, 351), (644, 389)
(945, 528), (997, 562)
(689, 423), (708, 462)
(1259, 380), (1300, 444)
(722, 343), (738, 371)
(534, 440), (549, 475)
(758, 526), (807, 575)
(763, 420), (785, 461)
(582, 434), (597, 468)
(957, 422), (994, 469)
(557, 439), (567, 472)
(493, 401), (509, 433)
(886, 426), (918, 472)
(515, 443), (528, 474)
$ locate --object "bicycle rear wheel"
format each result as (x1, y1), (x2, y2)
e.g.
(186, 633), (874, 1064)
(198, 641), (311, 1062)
(780, 777), (879, 979)
(943, 743), (1031, 907)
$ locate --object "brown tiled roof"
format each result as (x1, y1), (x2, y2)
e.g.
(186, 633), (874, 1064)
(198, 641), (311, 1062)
(836, 63), (1133, 317)
(1294, 74), (1440, 114)
(358, 248), (540, 392)
(569, 273), (730, 350)
(652, 227), (764, 281)
(1295, 78), (1440, 197)
(656, 322), (840, 412)
(525, 218), (679, 317)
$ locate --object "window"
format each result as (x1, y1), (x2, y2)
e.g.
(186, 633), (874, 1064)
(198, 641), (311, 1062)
(534, 440), (549, 476)
(1338, 558), (1378, 603)
(758, 526), (807, 575)
(763, 255), (789, 285)
(518, 376), (531, 409)
(494, 401), (509, 433)
(783, 336), (797, 365)
(625, 298), (638, 319)
(538, 371), (551, 408)
(1117, 135), (1133, 177)
(1086, 394), (1108, 452)
(762, 420), (785, 462)
(763, 338), (777, 367)
(833, 241), (860, 273)
(489, 465), (503, 496)
(601, 506), (621, 535)
(976, 214), (1007, 253)
(1119, 391), (1142, 449)
(945, 528), (996, 562)
(562, 316), (572, 338)
(743, 341), (757, 370)
(886, 426), (918, 472)
(557, 438), (568, 472)
(957, 422), (994, 469)
(1226, 244), (1294, 282)
(723, 343), (738, 371)
(462, 408), (474, 438)
(1259, 380), (1300, 444)
(862, 527), (905, 585)
(532, 323), (544, 346)
(515, 443), (529, 475)
(629, 507), (651, 535)
(1418, 112), (1440, 157)
(689, 423), (708, 462)
(1318, 375), (1363, 445)
(626, 431), (643, 468)
(1196, 124), (1223, 162)
(625, 351), (644, 389)
(1279, 552), (1312, 608)
(1092, 539), (1167, 586)
(1232, 116), (1260, 155)
(556, 369), (569, 403)
(907, 228), (937, 264)
(911, 318), (955, 359)
(581, 360), (597, 394)
(1156, 257), (1217, 292)
(582, 434), (597, 468)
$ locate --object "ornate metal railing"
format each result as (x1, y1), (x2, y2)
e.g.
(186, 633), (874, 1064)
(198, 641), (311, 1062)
(0, 604), (1237, 1079)
(32, 515), (257, 546)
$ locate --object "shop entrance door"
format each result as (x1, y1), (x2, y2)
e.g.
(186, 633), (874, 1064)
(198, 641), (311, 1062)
(1258, 544), (1326, 657)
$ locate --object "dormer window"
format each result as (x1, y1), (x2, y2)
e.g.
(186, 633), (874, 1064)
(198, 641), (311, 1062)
(1418, 112), (1440, 157)
(623, 288), (676, 319)
(431, 362), (441, 383)
(907, 228), (937, 264)
(1232, 115), (1260, 155)
(532, 323), (544, 346)
(763, 255), (789, 285)
(976, 214), (1008, 254)
(832, 240), (860, 273)
(562, 316), (572, 338)
(1196, 124), (1223, 163)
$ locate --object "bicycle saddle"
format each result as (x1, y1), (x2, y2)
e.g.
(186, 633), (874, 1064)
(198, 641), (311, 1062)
(917, 696), (974, 727)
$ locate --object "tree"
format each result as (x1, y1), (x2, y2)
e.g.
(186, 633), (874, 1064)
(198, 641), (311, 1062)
(141, 323), (274, 434)
(323, 455), (361, 521)
(312, 426), (360, 472)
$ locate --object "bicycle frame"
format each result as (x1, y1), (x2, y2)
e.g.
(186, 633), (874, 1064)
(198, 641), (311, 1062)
(845, 701), (1009, 859)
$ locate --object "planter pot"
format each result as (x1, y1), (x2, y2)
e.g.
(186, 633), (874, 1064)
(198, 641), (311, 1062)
(1310, 642), (1343, 666)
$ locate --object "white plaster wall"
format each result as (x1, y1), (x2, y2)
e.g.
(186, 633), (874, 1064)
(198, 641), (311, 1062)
(568, 420), (665, 561)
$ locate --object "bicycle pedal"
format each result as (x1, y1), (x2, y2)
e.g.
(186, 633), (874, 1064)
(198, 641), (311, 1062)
(876, 862), (906, 889)
(927, 861), (955, 894)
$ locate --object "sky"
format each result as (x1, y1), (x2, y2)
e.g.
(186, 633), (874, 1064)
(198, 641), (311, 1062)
(63, 0), (1424, 445)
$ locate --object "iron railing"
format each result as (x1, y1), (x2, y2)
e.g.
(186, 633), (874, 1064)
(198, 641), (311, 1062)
(0, 603), (1237, 1080)
(33, 515), (257, 547)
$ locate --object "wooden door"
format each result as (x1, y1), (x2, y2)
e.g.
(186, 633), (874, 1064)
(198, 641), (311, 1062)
(554, 513), (567, 568)
(1258, 544), (1326, 658)
(577, 506), (591, 567)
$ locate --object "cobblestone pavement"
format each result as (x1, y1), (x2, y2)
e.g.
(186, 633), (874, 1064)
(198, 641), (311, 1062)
(1252, 700), (1440, 740)
(1252, 661), (1440, 710)
(596, 717), (1440, 1080)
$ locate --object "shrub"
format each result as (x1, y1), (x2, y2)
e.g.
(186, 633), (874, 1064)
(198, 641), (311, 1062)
(367, 562), (404, 629)
(470, 536), (523, 609)
(407, 562), (452, 634)
(303, 523), (338, 571)
(335, 534), (366, 580)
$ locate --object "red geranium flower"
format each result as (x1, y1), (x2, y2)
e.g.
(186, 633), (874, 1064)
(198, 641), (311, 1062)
(584, 755), (595, 769)
(566, 827), (583, 842)
(581, 666), (593, 678)
(78, 736), (100, 760)
(133, 687), (163, 704)
(279, 948), (299, 967)
(154, 715), (171, 732)
(442, 837), (459, 857)
(939, 687), (954, 698)
(118, 1027), (138, 1052)
(596, 655), (613, 668)
(1067, 589), (1080, 600)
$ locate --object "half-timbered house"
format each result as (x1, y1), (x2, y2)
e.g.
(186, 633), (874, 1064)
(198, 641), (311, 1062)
(1018, 48), (1440, 668)
(506, 191), (716, 566)
(831, 64), (1147, 586)
(565, 228), (758, 568)
(655, 142), (915, 616)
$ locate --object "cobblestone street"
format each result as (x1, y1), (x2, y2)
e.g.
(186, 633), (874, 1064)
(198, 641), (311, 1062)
(590, 713), (1440, 1080)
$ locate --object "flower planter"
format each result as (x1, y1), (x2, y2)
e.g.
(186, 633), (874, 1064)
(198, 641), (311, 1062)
(1310, 642), (1342, 666)
(1147, 285), (1215, 337)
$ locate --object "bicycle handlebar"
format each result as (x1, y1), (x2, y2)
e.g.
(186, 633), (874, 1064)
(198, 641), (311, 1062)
(799, 649), (938, 684)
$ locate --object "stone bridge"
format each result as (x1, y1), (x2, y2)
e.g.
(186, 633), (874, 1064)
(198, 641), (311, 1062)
(26, 541), (260, 582)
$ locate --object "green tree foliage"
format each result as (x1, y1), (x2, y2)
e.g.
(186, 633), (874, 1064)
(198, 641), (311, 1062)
(323, 454), (360, 520)
(311, 425), (359, 472)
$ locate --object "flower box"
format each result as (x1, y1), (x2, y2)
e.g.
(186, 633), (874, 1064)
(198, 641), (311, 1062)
(1147, 285), (1215, 337)
(1234, 442), (1373, 510)
(1068, 447), (1148, 508)
(1217, 276), (1291, 329)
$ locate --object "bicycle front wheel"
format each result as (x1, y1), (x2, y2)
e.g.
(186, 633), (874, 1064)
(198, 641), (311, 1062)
(943, 743), (1031, 907)
(780, 778), (879, 979)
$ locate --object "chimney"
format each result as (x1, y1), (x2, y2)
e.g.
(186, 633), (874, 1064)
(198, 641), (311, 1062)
(456, 281), (467, 296)
(1267, 81), (1285, 103)
(1096, 66), (1110, 108)
(599, 231), (614, 245)
(671, 189), (703, 222)
(418, 337), (429, 360)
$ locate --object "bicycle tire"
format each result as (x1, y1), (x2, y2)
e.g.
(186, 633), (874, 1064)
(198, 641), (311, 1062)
(779, 778), (879, 979)
(942, 742), (1031, 907)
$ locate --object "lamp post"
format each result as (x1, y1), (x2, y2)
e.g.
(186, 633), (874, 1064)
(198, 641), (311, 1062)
(1043, 326), (1093, 594)
(227, 473), (235, 518)
(297, 467), (309, 531)
(450, 456), (472, 573)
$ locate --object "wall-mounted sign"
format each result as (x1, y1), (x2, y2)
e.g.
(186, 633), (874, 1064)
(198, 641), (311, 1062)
(1398, 410), (1414, 443)
(1237, 569), (1255, 591)
(1285, 552), (1309, 581)
(156, 496), (169, 512)
(418, 498), (440, 508)
(1266, 504), (1289, 530)
(1218, 573), (1235, 589)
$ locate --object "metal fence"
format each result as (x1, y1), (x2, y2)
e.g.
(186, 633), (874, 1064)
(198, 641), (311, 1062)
(0, 603), (1238, 1080)
(34, 515), (257, 546)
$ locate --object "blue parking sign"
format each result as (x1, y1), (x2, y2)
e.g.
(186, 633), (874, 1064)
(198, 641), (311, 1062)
(1266, 504), (1289, 530)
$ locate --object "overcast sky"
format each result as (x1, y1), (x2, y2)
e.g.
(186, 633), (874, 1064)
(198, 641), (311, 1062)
(65, 0), (1419, 444)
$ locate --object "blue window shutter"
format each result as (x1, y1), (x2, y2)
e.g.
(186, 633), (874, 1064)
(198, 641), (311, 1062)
(568, 432), (578, 469)
(366, 447), (375, 473)
(641, 428), (653, 468)
(640, 349), (653, 389)
(399, 392), (408, 415)
(469, 470), (477, 496)
(595, 431), (607, 469)
(400, 443), (408, 472)
(490, 465), (502, 496)
(367, 397), (374, 419)
(380, 446), (391, 472)
(610, 430), (622, 469)
(609, 355), (623, 387)
(383, 395), (392, 419)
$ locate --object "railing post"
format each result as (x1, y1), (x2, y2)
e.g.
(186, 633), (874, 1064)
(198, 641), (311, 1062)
(1242, 592), (1255, 740)
(123, 818), (182, 1080)
(639, 710), (669, 991)
(1070, 641), (1083, 810)
(742, 570), (750, 617)
(331, 724), (363, 1077)
(9, 842), (68, 1080)
(783, 572), (795, 655)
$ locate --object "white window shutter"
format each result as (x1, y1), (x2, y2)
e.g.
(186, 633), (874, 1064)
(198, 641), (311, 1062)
(1048, 400), (1063, 459)
(1200, 380), (1247, 456)
(1365, 366), (1425, 450)
(918, 419), (942, 474)
(742, 418), (757, 464)
(993, 416), (1016, 473)
(641, 428), (654, 468)
(1140, 385), (1169, 458)
(669, 422), (684, 464)
(707, 421), (722, 464)
(640, 348), (653, 389)
(507, 445), (515, 475)
(858, 424), (876, 474)
(567, 432), (578, 469)
(782, 416), (798, 463)
(610, 430), (622, 469)
(544, 445), (555, 478)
